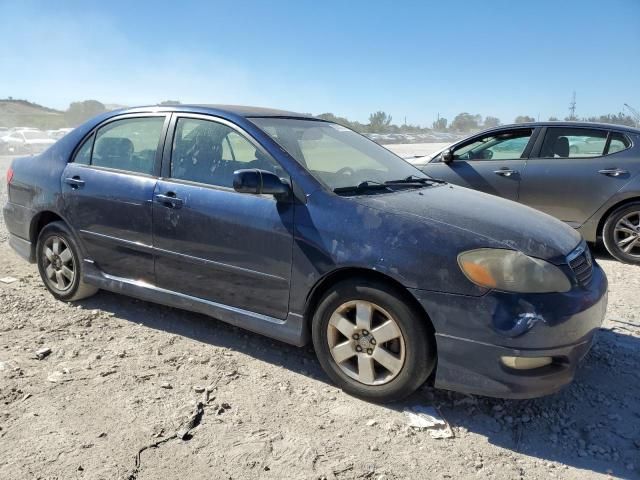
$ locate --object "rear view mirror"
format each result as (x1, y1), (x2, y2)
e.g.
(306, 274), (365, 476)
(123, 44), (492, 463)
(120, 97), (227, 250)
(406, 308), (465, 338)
(442, 149), (454, 164)
(233, 169), (290, 197)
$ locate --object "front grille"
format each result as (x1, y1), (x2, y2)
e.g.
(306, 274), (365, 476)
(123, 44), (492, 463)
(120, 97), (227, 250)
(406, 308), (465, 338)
(568, 245), (594, 286)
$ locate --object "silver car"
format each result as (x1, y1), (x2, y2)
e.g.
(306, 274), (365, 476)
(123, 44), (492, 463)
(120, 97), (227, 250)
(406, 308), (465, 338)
(418, 122), (640, 264)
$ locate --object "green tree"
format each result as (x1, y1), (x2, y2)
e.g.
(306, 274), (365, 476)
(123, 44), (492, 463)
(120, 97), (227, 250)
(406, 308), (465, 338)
(450, 112), (482, 132)
(65, 100), (107, 126)
(159, 100), (181, 105)
(368, 111), (393, 132)
(432, 117), (448, 130)
(548, 116), (559, 121)
(483, 116), (501, 128)
(514, 115), (535, 123)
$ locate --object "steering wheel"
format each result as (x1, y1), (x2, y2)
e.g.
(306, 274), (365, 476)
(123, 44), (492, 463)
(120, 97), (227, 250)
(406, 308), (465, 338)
(336, 166), (355, 176)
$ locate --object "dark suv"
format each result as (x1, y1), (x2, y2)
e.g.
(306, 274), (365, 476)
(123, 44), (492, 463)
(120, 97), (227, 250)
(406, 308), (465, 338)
(3, 106), (607, 402)
(418, 122), (640, 264)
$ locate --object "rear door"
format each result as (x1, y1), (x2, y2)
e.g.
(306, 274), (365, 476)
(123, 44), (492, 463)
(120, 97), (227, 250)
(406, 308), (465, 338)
(152, 114), (294, 319)
(421, 127), (537, 201)
(518, 126), (639, 226)
(61, 114), (168, 282)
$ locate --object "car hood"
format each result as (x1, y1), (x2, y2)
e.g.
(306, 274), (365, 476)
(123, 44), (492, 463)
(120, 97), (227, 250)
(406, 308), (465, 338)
(352, 184), (582, 262)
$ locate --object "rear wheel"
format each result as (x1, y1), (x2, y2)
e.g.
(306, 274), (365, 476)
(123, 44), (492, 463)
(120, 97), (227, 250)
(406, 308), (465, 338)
(602, 203), (640, 264)
(36, 221), (98, 301)
(312, 279), (435, 403)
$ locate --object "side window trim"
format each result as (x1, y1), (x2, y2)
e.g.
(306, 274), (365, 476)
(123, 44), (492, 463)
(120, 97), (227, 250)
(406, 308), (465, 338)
(68, 113), (170, 177)
(161, 113), (286, 188)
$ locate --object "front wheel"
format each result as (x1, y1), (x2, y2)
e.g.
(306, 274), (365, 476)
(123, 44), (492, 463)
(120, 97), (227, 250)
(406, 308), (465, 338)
(312, 279), (435, 403)
(602, 203), (640, 265)
(36, 221), (98, 301)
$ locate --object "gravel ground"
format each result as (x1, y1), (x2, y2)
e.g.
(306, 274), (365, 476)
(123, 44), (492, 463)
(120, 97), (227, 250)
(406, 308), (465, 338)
(0, 153), (639, 480)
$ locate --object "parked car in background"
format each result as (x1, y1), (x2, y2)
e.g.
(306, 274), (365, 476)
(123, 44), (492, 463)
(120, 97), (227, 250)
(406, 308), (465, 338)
(417, 122), (640, 264)
(47, 128), (74, 140)
(4, 105), (607, 402)
(3, 129), (55, 154)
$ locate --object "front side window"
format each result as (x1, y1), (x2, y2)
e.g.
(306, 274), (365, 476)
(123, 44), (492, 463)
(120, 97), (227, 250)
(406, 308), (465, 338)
(250, 118), (426, 191)
(453, 130), (533, 161)
(92, 117), (165, 174)
(171, 118), (282, 188)
(539, 128), (607, 158)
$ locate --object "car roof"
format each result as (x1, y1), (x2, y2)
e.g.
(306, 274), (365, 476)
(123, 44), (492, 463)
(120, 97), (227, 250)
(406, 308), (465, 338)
(114, 104), (313, 119)
(480, 121), (640, 135)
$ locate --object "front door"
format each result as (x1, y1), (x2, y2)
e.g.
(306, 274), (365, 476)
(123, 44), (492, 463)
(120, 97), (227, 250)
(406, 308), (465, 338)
(519, 126), (639, 226)
(61, 114), (167, 282)
(421, 128), (536, 201)
(152, 115), (294, 319)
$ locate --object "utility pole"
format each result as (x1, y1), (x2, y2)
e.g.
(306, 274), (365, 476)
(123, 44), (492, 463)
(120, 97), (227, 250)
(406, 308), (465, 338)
(568, 91), (577, 121)
(623, 103), (640, 128)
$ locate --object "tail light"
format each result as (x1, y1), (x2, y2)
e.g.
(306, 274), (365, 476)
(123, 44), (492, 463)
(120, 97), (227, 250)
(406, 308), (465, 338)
(6, 166), (13, 185)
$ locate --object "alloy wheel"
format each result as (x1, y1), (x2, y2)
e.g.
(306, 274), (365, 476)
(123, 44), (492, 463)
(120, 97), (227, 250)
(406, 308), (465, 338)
(613, 211), (640, 258)
(327, 300), (406, 386)
(42, 235), (76, 292)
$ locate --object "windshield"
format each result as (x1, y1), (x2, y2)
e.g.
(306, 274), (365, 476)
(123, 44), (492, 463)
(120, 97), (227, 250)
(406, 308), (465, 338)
(22, 131), (49, 140)
(250, 118), (428, 191)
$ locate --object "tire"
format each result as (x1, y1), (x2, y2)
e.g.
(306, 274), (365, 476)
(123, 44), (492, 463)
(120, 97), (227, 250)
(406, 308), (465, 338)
(36, 221), (98, 301)
(311, 278), (435, 403)
(602, 202), (640, 265)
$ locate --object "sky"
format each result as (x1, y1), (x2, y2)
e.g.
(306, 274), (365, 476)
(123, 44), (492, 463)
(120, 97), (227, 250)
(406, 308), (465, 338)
(1, 0), (639, 126)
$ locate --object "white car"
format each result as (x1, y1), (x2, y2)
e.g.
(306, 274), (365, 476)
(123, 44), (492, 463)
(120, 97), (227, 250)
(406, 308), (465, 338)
(2, 129), (55, 154)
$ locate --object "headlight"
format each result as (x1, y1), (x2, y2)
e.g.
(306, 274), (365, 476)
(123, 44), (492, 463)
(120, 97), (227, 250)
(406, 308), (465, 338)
(458, 248), (571, 293)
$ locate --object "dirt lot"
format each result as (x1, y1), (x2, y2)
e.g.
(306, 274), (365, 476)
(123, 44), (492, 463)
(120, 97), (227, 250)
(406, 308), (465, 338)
(0, 153), (639, 480)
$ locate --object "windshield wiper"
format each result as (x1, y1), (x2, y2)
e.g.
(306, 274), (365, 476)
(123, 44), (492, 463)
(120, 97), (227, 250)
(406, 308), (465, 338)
(384, 175), (447, 185)
(333, 180), (395, 195)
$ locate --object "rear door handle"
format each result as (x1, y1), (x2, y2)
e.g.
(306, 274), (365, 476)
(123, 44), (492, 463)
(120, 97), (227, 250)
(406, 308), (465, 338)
(598, 168), (628, 177)
(154, 193), (184, 209)
(493, 168), (517, 177)
(64, 176), (85, 188)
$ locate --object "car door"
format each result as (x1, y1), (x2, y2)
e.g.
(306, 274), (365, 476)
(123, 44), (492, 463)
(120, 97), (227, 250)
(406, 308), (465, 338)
(152, 114), (294, 319)
(421, 127), (537, 201)
(518, 126), (639, 227)
(61, 114), (168, 283)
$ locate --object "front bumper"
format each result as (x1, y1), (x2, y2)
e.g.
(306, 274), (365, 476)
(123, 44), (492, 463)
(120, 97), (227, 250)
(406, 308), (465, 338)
(410, 263), (608, 399)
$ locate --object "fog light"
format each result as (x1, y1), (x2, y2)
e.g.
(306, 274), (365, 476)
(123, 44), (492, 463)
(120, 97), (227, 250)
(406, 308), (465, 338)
(501, 356), (552, 370)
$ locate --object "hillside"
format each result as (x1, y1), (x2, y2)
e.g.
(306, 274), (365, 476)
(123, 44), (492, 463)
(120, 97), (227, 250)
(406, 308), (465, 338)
(0, 99), (66, 129)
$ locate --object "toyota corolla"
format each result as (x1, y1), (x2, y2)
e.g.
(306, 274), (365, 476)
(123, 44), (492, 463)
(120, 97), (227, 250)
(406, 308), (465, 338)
(3, 105), (608, 402)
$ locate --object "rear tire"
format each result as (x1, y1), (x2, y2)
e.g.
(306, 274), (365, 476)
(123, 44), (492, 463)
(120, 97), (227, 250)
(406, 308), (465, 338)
(36, 221), (98, 301)
(312, 278), (435, 403)
(602, 202), (640, 265)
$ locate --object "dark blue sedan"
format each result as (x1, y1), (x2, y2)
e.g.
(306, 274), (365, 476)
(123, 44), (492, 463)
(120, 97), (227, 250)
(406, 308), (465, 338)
(3, 105), (608, 402)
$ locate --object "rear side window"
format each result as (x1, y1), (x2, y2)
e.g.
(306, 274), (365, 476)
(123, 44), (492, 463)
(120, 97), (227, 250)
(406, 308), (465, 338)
(73, 133), (93, 165)
(607, 132), (632, 154)
(539, 128), (607, 158)
(91, 117), (165, 175)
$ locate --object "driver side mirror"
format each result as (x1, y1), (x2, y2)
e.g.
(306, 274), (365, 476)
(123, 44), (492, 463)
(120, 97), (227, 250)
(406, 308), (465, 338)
(441, 148), (454, 164)
(233, 169), (290, 197)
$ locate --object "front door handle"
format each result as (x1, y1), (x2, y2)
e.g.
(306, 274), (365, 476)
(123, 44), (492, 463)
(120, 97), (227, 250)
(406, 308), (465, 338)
(493, 168), (517, 177)
(64, 176), (85, 188)
(154, 193), (184, 209)
(598, 168), (628, 177)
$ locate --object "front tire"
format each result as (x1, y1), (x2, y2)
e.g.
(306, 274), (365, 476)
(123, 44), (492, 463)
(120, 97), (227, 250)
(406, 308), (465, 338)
(602, 203), (640, 265)
(36, 221), (98, 301)
(312, 279), (435, 403)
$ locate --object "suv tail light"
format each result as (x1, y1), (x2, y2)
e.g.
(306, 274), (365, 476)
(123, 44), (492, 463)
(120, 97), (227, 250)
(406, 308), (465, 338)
(6, 166), (14, 185)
